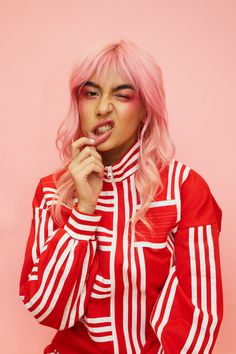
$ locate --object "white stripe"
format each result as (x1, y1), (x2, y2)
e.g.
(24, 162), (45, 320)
(39, 196), (47, 209)
(60, 281), (77, 330)
(39, 209), (47, 253)
(174, 161), (183, 223)
(44, 192), (58, 199)
(130, 175), (141, 353)
(138, 247), (146, 346)
(41, 244), (48, 252)
(136, 199), (176, 209)
(167, 234), (174, 250)
(189, 227), (197, 305)
(97, 236), (112, 242)
(67, 218), (97, 232)
(109, 181), (119, 353)
(111, 141), (140, 170)
(99, 190), (114, 196)
(97, 245), (112, 251)
(32, 207), (40, 263)
(204, 225), (218, 353)
(69, 242), (92, 327)
(181, 227), (200, 353)
(157, 277), (178, 341)
(151, 266), (176, 328)
(167, 244), (173, 255)
(42, 187), (57, 193)
(91, 292), (111, 299)
(78, 241), (96, 319)
(71, 208), (101, 222)
(78, 285), (87, 319)
(33, 239), (76, 316)
(88, 334), (113, 342)
(122, 180), (133, 353)
(167, 159), (174, 200)
(85, 324), (112, 333)
(37, 240), (78, 322)
(64, 225), (95, 240)
(93, 284), (111, 292)
(96, 274), (111, 284)
(97, 197), (114, 204)
(96, 226), (113, 234)
(193, 226), (209, 352)
(133, 241), (167, 249)
(24, 233), (70, 309)
(103, 165), (138, 182)
(112, 152), (139, 175)
(149, 199), (177, 207)
(182, 166), (190, 184)
(48, 216), (54, 237)
(95, 205), (114, 212)
(84, 316), (111, 324)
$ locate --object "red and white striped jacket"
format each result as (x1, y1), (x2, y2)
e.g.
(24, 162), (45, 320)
(19, 140), (223, 354)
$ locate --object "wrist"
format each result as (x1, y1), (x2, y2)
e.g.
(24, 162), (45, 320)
(75, 203), (96, 215)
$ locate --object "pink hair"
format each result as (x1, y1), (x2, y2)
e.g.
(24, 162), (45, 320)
(50, 39), (176, 240)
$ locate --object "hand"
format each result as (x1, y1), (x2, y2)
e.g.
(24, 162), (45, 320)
(68, 137), (104, 213)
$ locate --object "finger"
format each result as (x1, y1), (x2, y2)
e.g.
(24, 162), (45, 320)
(74, 145), (103, 164)
(71, 137), (96, 159)
(73, 159), (104, 180)
(68, 154), (104, 175)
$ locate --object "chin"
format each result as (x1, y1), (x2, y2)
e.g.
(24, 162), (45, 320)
(96, 140), (116, 151)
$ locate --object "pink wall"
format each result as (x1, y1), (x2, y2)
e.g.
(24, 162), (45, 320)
(1, 0), (235, 353)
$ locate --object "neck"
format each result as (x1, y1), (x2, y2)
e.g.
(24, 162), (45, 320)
(101, 138), (139, 166)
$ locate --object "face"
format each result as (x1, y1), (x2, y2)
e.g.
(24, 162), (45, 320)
(77, 67), (146, 165)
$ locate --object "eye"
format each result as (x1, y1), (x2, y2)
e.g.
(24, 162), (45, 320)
(117, 95), (130, 99)
(86, 91), (98, 97)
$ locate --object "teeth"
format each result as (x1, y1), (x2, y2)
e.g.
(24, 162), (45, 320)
(95, 124), (113, 135)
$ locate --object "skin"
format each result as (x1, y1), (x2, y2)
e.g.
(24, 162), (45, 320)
(77, 67), (147, 166)
(68, 67), (147, 214)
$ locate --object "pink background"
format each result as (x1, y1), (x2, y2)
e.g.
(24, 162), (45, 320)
(1, 1), (235, 353)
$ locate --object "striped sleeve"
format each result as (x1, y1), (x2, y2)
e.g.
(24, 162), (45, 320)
(150, 169), (223, 354)
(19, 178), (102, 330)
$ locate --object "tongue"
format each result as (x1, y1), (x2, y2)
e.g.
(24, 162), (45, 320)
(89, 127), (113, 145)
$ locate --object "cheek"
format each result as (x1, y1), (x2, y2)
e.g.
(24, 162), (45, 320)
(119, 99), (140, 116)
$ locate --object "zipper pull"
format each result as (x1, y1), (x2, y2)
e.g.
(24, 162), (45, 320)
(107, 166), (113, 179)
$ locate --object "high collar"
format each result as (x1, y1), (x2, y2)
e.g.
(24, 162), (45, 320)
(103, 140), (141, 183)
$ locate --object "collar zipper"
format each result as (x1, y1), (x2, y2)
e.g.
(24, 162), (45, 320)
(107, 166), (113, 179)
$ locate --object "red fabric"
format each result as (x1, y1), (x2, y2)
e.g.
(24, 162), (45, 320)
(19, 140), (223, 353)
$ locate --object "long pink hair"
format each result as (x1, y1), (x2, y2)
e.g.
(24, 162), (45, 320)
(50, 39), (176, 240)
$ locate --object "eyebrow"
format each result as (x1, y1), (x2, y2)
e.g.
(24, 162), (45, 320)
(83, 81), (135, 92)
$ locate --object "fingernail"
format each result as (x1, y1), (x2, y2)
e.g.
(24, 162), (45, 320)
(89, 139), (95, 143)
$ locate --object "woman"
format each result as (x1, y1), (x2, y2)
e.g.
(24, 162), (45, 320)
(19, 39), (223, 354)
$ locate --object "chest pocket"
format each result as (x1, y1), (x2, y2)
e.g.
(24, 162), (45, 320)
(133, 200), (177, 244)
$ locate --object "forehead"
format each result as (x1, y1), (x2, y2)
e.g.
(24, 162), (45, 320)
(88, 66), (132, 88)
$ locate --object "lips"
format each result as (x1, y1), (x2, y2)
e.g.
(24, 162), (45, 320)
(88, 119), (115, 145)
(91, 119), (114, 135)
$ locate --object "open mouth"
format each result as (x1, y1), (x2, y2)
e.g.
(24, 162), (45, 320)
(93, 123), (114, 136)
(92, 119), (115, 135)
(89, 121), (114, 145)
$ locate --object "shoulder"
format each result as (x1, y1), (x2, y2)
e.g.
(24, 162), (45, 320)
(169, 159), (222, 230)
(40, 168), (67, 188)
(32, 168), (67, 207)
(163, 159), (208, 187)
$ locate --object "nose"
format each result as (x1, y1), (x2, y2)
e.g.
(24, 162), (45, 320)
(96, 96), (113, 116)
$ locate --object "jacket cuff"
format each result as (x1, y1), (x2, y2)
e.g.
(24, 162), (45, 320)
(64, 206), (102, 240)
